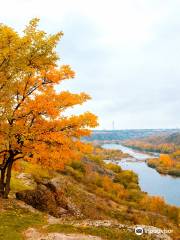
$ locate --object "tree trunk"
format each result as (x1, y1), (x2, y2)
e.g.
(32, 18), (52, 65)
(0, 152), (14, 199)
(0, 169), (5, 197)
(3, 161), (13, 199)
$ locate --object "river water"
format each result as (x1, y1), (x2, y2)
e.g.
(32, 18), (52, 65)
(103, 143), (180, 206)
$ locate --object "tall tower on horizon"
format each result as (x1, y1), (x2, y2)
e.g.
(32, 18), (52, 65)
(112, 120), (115, 130)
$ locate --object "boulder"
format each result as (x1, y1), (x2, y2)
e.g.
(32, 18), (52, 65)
(16, 173), (35, 186)
(16, 177), (81, 218)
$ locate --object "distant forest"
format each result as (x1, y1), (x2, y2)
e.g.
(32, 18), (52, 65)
(85, 129), (180, 142)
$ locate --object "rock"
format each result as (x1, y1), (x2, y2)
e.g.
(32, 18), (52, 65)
(15, 199), (40, 214)
(82, 157), (114, 177)
(16, 173), (35, 186)
(24, 228), (40, 240)
(16, 173), (31, 180)
(66, 202), (82, 217)
(36, 184), (48, 191)
(47, 215), (62, 224)
(72, 220), (172, 240)
(16, 177), (82, 218)
(50, 177), (65, 190)
(56, 207), (68, 215)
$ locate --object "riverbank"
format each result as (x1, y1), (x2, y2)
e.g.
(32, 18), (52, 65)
(119, 144), (180, 177)
(147, 158), (180, 177)
(122, 143), (161, 156)
(122, 139), (180, 177)
(102, 143), (180, 206)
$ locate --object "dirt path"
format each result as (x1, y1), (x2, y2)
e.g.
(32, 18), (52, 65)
(24, 228), (102, 240)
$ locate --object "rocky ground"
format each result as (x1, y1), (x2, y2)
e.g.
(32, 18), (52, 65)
(24, 228), (102, 240)
(13, 175), (174, 240)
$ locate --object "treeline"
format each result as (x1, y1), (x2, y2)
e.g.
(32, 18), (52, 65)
(124, 140), (178, 153)
(123, 132), (180, 176)
(123, 132), (180, 153)
(84, 129), (177, 142)
(147, 152), (180, 177)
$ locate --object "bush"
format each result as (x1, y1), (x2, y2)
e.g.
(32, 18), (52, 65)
(65, 166), (84, 181)
(127, 189), (143, 202)
(167, 169), (180, 176)
(126, 182), (140, 190)
(114, 170), (138, 188)
(105, 163), (122, 173)
(70, 161), (86, 173)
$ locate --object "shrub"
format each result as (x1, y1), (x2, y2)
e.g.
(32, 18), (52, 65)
(114, 170), (138, 188)
(105, 163), (122, 173)
(70, 161), (86, 173)
(65, 166), (84, 181)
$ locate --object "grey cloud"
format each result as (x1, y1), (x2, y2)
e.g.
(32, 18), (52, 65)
(0, 1), (180, 129)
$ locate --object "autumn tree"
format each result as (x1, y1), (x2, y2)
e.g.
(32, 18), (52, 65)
(159, 154), (173, 167)
(0, 19), (98, 198)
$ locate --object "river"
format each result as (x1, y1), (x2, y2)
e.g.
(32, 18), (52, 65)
(103, 143), (180, 207)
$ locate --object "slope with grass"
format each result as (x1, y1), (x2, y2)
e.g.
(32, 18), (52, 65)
(1, 148), (179, 240)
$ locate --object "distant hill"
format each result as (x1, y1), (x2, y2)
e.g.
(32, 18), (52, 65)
(140, 131), (180, 145)
(164, 132), (180, 145)
(85, 129), (179, 142)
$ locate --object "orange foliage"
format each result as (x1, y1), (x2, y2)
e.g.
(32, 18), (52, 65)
(140, 196), (166, 213)
(159, 154), (173, 167)
(0, 18), (98, 197)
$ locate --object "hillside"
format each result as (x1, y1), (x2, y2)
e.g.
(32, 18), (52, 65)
(84, 129), (179, 142)
(147, 132), (180, 146)
(123, 131), (180, 153)
(0, 146), (179, 240)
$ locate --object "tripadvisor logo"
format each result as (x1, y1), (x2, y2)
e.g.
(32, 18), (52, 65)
(135, 226), (144, 235)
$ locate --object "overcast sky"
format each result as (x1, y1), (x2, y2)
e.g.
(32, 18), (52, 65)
(0, 0), (180, 129)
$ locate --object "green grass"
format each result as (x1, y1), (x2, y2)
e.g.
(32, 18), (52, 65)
(0, 205), (45, 240)
(10, 161), (57, 193)
(47, 224), (153, 240)
(10, 172), (34, 192)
